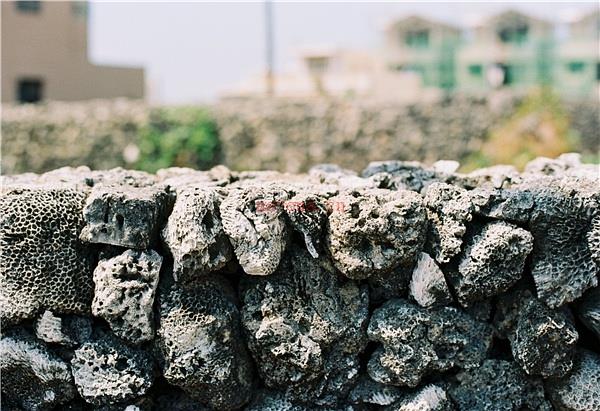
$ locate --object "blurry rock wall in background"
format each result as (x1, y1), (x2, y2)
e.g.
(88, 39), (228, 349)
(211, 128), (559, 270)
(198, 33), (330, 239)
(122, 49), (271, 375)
(1, 93), (598, 176)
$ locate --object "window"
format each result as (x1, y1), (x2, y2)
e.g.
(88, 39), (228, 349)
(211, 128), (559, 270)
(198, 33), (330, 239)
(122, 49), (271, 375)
(17, 79), (43, 103)
(405, 30), (429, 48)
(597, 62), (600, 81)
(15, 1), (41, 13)
(498, 23), (529, 45)
(306, 57), (329, 75)
(468, 64), (483, 77)
(567, 61), (586, 73)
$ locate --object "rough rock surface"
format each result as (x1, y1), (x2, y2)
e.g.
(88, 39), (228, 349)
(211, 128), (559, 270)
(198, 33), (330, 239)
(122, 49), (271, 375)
(80, 184), (170, 249)
(0, 330), (76, 410)
(162, 185), (232, 281)
(92, 249), (162, 344)
(409, 252), (453, 308)
(524, 177), (599, 307)
(155, 275), (254, 410)
(220, 185), (289, 275)
(383, 384), (453, 411)
(367, 299), (492, 387)
(35, 311), (92, 348)
(240, 248), (369, 405)
(0, 185), (93, 324)
(449, 221), (533, 306)
(576, 286), (600, 341)
(1, 156), (599, 410)
(512, 298), (578, 378)
(449, 359), (552, 411)
(545, 349), (600, 411)
(423, 182), (473, 264)
(326, 188), (426, 279)
(71, 336), (153, 405)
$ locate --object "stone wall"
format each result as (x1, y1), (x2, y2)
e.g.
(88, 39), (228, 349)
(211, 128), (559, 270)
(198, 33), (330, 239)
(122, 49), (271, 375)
(1, 154), (599, 410)
(3, 96), (598, 175)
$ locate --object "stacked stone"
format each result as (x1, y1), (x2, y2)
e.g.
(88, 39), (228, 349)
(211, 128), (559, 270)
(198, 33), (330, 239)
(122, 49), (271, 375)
(1, 153), (599, 411)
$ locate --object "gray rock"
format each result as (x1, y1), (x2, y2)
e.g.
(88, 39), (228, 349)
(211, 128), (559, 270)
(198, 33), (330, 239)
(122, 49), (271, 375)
(383, 384), (453, 411)
(348, 375), (404, 406)
(0, 185), (93, 324)
(525, 177), (599, 307)
(409, 252), (453, 308)
(470, 187), (534, 223)
(245, 390), (310, 411)
(449, 221), (533, 306)
(449, 359), (551, 411)
(35, 310), (92, 347)
(240, 248), (369, 405)
(367, 299), (492, 387)
(588, 213), (600, 267)
(220, 185), (289, 275)
(326, 188), (426, 280)
(361, 161), (441, 192)
(71, 336), (153, 405)
(512, 298), (578, 378)
(154, 390), (211, 411)
(545, 349), (600, 411)
(92, 249), (161, 345)
(423, 183), (473, 264)
(492, 286), (536, 339)
(0, 330), (76, 411)
(284, 191), (328, 258)
(162, 185), (232, 281)
(80, 184), (171, 249)
(575, 287), (600, 341)
(155, 275), (253, 410)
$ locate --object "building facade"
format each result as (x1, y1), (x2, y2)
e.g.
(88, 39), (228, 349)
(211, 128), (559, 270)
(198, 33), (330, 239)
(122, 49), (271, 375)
(555, 10), (600, 97)
(384, 9), (599, 98)
(1, 1), (144, 103)
(383, 15), (461, 91)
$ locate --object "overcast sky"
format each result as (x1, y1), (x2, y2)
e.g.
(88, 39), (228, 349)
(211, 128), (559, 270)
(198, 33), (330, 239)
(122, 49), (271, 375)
(88, 1), (598, 104)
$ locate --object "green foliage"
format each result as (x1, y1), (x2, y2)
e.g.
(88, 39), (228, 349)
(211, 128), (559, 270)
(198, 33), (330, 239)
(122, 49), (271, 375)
(136, 107), (221, 173)
(462, 88), (578, 171)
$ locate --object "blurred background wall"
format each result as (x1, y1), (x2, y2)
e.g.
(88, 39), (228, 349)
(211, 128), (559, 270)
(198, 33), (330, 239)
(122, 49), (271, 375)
(1, 1), (598, 175)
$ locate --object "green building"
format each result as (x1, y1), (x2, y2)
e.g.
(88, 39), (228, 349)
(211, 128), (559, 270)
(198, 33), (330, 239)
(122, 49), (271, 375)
(384, 10), (600, 99)
(383, 15), (461, 91)
(556, 10), (600, 98)
(457, 10), (555, 93)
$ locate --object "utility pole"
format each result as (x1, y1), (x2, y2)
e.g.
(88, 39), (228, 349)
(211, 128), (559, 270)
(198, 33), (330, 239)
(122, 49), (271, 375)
(265, 0), (274, 96)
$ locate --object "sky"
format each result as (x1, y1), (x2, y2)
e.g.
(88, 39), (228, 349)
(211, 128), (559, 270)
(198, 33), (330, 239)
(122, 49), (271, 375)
(88, 1), (598, 104)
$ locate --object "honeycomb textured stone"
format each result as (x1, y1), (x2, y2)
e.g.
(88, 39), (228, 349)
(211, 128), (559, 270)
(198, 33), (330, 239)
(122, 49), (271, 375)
(220, 185), (290, 275)
(449, 359), (552, 411)
(92, 249), (162, 345)
(162, 185), (232, 281)
(80, 184), (170, 249)
(367, 299), (492, 387)
(71, 335), (153, 405)
(450, 221), (533, 306)
(545, 349), (600, 411)
(0, 330), (76, 411)
(524, 177), (599, 307)
(326, 188), (426, 279)
(155, 275), (254, 410)
(1, 157), (599, 410)
(0, 185), (93, 324)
